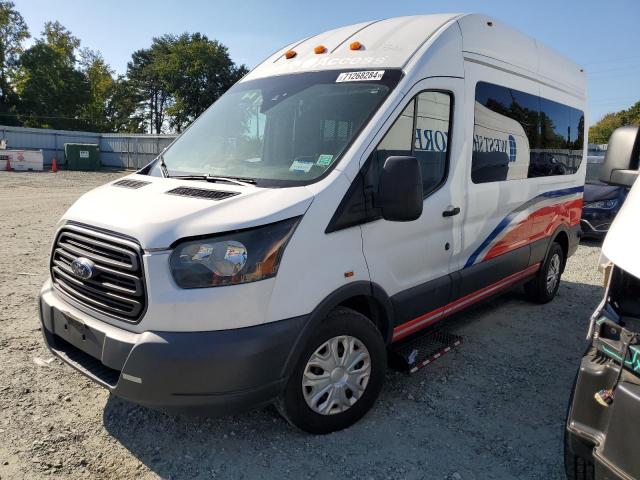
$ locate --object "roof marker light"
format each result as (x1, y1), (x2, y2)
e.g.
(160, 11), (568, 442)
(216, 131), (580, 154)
(285, 50), (297, 59)
(349, 41), (362, 51)
(314, 45), (327, 54)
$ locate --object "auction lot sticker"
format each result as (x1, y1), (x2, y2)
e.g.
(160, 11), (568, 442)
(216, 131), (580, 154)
(336, 71), (385, 82)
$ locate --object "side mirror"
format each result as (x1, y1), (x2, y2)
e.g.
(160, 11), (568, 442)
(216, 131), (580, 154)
(599, 125), (640, 187)
(376, 156), (423, 222)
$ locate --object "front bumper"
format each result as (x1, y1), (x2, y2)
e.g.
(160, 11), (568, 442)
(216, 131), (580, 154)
(39, 280), (307, 415)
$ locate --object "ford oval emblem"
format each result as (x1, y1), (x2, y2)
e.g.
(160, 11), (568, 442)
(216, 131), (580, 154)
(71, 257), (95, 280)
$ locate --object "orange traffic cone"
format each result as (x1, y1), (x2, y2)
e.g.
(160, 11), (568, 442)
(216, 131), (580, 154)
(5, 157), (11, 171)
(51, 158), (57, 173)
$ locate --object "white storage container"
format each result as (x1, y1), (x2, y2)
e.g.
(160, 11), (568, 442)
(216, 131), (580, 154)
(0, 149), (44, 171)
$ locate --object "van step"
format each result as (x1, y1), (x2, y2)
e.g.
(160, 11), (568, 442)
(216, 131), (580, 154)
(390, 328), (463, 373)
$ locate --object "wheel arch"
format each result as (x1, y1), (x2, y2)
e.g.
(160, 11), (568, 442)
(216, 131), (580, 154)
(551, 226), (570, 271)
(280, 281), (394, 379)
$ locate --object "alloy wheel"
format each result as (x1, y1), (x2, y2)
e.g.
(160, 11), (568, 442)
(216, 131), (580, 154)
(546, 253), (561, 293)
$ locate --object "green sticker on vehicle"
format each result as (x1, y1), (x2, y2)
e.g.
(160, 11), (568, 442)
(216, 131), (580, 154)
(317, 154), (334, 167)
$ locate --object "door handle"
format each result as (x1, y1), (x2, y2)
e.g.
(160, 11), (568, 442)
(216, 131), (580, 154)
(442, 206), (460, 217)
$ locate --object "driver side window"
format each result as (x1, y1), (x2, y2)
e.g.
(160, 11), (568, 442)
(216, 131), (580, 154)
(326, 91), (453, 232)
(371, 91), (452, 197)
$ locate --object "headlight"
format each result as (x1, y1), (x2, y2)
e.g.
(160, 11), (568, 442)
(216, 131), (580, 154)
(170, 217), (300, 288)
(585, 199), (618, 210)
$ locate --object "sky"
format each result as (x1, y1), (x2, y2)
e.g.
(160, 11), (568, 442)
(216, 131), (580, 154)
(12, 0), (640, 125)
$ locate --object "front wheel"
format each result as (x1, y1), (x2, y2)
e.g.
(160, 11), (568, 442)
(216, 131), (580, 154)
(525, 242), (564, 303)
(277, 307), (386, 434)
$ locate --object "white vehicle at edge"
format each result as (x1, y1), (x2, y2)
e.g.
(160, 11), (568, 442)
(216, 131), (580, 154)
(564, 125), (640, 480)
(39, 13), (588, 433)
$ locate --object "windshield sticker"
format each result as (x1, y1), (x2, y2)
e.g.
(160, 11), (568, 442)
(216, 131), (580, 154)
(336, 71), (385, 83)
(289, 160), (313, 173)
(316, 154), (334, 167)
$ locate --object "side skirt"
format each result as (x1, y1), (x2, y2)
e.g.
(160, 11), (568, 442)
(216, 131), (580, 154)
(392, 263), (540, 342)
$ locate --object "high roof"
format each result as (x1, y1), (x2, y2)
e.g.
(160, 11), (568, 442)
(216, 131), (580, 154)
(243, 13), (586, 97)
(243, 14), (462, 80)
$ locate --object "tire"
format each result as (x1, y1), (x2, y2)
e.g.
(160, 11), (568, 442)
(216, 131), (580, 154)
(525, 242), (564, 304)
(564, 436), (595, 480)
(277, 307), (386, 434)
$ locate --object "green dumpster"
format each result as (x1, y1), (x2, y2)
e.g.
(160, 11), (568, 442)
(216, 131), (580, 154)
(64, 143), (101, 170)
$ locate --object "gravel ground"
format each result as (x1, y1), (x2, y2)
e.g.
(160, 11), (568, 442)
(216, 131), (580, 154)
(0, 171), (605, 479)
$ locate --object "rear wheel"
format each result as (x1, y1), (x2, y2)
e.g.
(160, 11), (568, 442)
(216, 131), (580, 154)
(525, 242), (564, 303)
(277, 307), (386, 434)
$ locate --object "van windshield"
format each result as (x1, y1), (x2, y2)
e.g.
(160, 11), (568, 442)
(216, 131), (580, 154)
(149, 70), (402, 187)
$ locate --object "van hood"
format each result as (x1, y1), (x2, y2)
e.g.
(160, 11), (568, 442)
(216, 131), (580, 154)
(602, 179), (640, 279)
(60, 174), (314, 249)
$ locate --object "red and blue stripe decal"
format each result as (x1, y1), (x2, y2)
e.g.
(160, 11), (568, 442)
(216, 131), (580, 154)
(464, 186), (584, 269)
(392, 185), (583, 342)
(392, 263), (541, 341)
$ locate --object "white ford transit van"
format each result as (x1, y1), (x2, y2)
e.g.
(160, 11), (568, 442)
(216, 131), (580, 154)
(39, 14), (587, 433)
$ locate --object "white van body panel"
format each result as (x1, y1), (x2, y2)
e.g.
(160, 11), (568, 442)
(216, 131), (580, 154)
(602, 180), (640, 279)
(454, 57), (586, 272)
(458, 14), (586, 97)
(266, 173), (370, 323)
(60, 173), (314, 249)
(360, 77), (464, 298)
(535, 41), (586, 96)
(459, 14), (539, 73)
(401, 19), (464, 85)
(243, 14), (463, 82)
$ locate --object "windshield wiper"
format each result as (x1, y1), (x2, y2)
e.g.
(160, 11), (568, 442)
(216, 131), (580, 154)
(206, 175), (256, 186)
(168, 174), (256, 187)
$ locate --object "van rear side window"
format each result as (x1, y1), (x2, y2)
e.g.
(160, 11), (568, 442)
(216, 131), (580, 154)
(471, 82), (584, 183)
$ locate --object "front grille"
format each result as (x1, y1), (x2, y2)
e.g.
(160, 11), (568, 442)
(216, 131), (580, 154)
(50, 225), (146, 322)
(166, 186), (239, 201)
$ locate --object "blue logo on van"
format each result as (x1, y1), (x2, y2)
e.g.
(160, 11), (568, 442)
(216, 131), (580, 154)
(508, 135), (517, 162)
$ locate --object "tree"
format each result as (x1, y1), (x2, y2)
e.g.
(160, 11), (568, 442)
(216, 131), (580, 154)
(14, 22), (89, 130)
(0, 1), (29, 125)
(163, 33), (248, 132)
(127, 38), (172, 134)
(78, 48), (115, 131)
(2, 11), (247, 134)
(76, 48), (141, 132)
(105, 77), (144, 133)
(127, 33), (247, 133)
(590, 101), (640, 144)
(43, 20), (80, 63)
